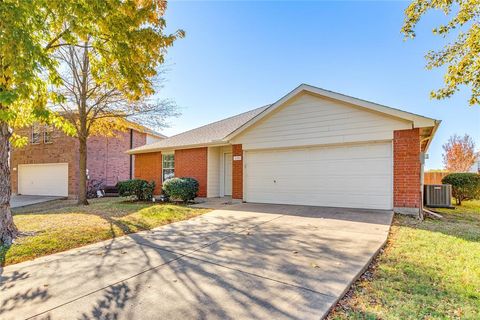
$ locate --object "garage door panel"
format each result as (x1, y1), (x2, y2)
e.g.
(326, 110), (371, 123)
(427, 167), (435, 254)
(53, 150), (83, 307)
(251, 158), (390, 174)
(245, 175), (391, 188)
(246, 191), (391, 209)
(18, 163), (69, 197)
(250, 148), (391, 163)
(245, 143), (392, 210)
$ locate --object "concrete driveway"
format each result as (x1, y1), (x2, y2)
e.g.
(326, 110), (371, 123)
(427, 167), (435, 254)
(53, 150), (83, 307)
(10, 195), (65, 209)
(0, 203), (393, 320)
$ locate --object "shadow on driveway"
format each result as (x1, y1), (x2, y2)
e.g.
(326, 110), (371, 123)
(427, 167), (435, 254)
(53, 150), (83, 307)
(1, 203), (393, 320)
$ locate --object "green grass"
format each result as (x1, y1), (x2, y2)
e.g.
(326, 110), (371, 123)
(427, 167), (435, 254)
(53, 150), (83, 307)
(329, 200), (480, 320)
(1, 198), (209, 266)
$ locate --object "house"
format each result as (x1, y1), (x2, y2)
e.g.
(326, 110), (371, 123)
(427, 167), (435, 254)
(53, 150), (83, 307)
(10, 122), (165, 198)
(129, 84), (440, 216)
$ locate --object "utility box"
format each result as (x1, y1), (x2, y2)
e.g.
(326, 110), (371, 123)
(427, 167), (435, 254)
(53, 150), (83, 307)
(424, 184), (454, 208)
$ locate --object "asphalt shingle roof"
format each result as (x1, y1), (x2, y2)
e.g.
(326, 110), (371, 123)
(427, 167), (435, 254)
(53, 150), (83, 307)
(130, 105), (270, 153)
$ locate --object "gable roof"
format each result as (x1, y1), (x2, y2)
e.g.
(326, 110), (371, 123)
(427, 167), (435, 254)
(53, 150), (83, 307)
(128, 105), (269, 153)
(225, 84), (439, 140)
(128, 84), (440, 154)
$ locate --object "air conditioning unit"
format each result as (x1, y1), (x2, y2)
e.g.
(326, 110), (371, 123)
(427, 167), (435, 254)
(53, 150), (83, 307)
(424, 184), (454, 208)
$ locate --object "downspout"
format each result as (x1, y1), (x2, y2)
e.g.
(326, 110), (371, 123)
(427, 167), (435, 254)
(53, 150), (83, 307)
(420, 152), (425, 219)
(129, 129), (133, 179)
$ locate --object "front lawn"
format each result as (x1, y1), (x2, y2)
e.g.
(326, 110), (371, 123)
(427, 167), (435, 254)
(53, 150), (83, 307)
(1, 198), (209, 266)
(329, 200), (480, 320)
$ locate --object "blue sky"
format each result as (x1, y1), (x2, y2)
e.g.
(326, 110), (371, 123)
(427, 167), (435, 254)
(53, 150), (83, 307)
(156, 1), (480, 170)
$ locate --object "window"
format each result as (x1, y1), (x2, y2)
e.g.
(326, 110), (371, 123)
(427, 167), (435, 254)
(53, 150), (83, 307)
(44, 125), (53, 144)
(162, 154), (175, 182)
(31, 124), (41, 144)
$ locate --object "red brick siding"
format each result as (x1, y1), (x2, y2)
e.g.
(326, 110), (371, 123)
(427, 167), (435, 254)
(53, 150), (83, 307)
(175, 147), (208, 197)
(87, 130), (146, 186)
(134, 152), (162, 194)
(393, 128), (421, 209)
(232, 144), (243, 200)
(10, 127), (79, 197)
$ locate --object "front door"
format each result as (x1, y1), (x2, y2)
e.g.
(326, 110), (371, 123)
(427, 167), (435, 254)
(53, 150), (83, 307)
(224, 153), (232, 196)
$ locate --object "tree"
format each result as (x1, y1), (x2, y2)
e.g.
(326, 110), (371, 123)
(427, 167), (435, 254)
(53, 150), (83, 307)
(442, 173), (480, 205)
(402, 1), (480, 105)
(0, 0), (182, 245)
(53, 43), (178, 205)
(442, 134), (477, 172)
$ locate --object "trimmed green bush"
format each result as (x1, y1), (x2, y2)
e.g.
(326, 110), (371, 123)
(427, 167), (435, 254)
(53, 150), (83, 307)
(117, 179), (155, 201)
(442, 173), (480, 205)
(162, 177), (199, 203)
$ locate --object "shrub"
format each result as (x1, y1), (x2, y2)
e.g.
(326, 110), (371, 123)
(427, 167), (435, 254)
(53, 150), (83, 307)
(117, 179), (155, 201)
(162, 177), (199, 203)
(442, 173), (480, 205)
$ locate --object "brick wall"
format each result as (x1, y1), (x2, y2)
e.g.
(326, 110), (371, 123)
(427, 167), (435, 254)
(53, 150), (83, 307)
(11, 126), (148, 198)
(87, 130), (146, 186)
(10, 127), (79, 197)
(393, 128), (421, 214)
(175, 147), (208, 197)
(232, 144), (243, 200)
(134, 152), (163, 194)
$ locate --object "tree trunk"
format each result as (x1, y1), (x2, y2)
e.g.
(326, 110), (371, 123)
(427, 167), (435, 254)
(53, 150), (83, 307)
(0, 121), (18, 245)
(77, 136), (89, 205)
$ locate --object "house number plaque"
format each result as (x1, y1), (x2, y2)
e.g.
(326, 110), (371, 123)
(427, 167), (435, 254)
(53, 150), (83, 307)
(233, 156), (242, 161)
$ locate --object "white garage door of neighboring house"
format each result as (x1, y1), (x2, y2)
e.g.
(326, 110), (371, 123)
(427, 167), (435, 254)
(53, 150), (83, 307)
(244, 142), (393, 210)
(18, 163), (69, 197)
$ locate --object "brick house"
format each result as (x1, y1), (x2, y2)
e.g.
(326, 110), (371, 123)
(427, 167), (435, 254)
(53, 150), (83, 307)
(10, 123), (165, 198)
(129, 84), (440, 216)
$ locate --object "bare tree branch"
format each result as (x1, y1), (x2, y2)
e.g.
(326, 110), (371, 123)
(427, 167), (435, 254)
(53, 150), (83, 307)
(52, 43), (178, 138)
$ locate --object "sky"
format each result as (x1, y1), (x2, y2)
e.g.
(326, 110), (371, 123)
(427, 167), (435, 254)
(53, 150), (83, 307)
(154, 0), (480, 170)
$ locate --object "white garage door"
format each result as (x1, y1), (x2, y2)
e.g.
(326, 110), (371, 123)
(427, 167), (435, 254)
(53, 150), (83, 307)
(244, 142), (392, 210)
(18, 163), (69, 197)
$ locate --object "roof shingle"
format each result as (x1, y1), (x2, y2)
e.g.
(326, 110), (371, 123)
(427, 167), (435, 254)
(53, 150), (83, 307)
(129, 105), (269, 153)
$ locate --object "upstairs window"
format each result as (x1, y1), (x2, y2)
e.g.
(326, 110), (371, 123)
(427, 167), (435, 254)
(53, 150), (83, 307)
(44, 125), (53, 144)
(31, 124), (41, 144)
(162, 154), (175, 182)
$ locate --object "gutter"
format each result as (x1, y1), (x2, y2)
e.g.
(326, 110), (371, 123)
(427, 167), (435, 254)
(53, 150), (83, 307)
(127, 141), (231, 155)
(423, 119), (441, 152)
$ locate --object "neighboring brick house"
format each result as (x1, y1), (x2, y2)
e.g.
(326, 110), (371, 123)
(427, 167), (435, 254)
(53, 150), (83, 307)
(11, 123), (165, 198)
(129, 84), (440, 217)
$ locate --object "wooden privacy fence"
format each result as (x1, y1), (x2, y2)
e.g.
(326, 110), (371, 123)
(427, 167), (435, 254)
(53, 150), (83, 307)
(424, 172), (449, 185)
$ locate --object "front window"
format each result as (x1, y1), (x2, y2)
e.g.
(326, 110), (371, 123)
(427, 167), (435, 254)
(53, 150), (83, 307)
(44, 125), (53, 144)
(31, 124), (41, 144)
(162, 154), (175, 182)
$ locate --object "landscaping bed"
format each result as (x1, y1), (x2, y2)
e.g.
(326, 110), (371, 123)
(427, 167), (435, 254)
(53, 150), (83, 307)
(1, 198), (209, 266)
(328, 200), (480, 320)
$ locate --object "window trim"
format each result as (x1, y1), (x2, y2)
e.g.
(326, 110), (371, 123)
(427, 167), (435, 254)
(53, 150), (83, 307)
(43, 125), (53, 144)
(31, 124), (41, 144)
(162, 153), (175, 183)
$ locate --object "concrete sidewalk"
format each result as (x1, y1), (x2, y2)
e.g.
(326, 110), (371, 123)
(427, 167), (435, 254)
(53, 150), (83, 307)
(10, 195), (65, 209)
(0, 203), (393, 320)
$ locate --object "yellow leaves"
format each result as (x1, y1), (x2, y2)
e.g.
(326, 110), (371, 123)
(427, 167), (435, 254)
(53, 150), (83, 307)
(9, 133), (28, 148)
(88, 117), (130, 137)
(403, 0), (480, 105)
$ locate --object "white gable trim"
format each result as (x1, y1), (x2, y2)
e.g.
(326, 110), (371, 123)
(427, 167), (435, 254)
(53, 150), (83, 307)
(224, 84), (438, 141)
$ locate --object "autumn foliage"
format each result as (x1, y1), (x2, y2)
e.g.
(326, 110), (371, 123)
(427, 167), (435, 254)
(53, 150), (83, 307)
(442, 134), (477, 172)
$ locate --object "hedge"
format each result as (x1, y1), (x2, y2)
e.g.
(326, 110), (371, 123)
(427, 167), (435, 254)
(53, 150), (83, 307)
(117, 179), (155, 201)
(162, 177), (199, 203)
(442, 173), (480, 205)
